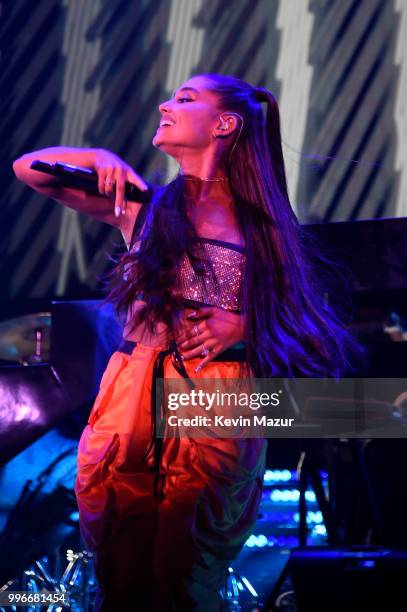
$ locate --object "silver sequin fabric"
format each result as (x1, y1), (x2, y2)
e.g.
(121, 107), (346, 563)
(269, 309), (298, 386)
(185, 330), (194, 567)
(127, 237), (246, 312)
(176, 239), (246, 312)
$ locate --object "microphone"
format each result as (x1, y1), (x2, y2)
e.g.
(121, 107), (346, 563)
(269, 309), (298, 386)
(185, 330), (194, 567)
(30, 160), (153, 204)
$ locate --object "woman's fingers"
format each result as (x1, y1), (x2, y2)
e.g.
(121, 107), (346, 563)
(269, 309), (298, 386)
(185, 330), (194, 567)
(98, 168), (107, 195)
(94, 151), (147, 211)
(179, 337), (217, 362)
(96, 164), (148, 217)
(177, 320), (208, 347)
(179, 329), (210, 353)
(110, 166), (149, 216)
(114, 166), (125, 217)
(175, 308), (213, 344)
(104, 168), (115, 198)
(127, 168), (149, 193)
(194, 349), (219, 372)
(97, 167), (114, 197)
(186, 307), (214, 321)
(98, 167), (112, 196)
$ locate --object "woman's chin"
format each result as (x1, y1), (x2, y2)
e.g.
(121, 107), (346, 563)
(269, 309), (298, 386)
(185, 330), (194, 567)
(152, 138), (181, 158)
(152, 133), (173, 149)
(152, 133), (163, 147)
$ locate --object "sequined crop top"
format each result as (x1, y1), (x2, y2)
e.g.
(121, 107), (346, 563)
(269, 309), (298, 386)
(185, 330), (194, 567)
(177, 237), (246, 312)
(129, 236), (246, 313)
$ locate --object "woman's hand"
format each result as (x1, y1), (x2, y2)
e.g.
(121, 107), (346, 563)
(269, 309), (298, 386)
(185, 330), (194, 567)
(94, 150), (148, 218)
(175, 307), (245, 372)
(13, 146), (148, 228)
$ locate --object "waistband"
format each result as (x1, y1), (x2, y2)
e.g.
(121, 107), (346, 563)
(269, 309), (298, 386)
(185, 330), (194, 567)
(116, 338), (246, 498)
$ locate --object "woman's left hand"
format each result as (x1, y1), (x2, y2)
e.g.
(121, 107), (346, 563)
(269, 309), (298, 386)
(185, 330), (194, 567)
(175, 307), (244, 372)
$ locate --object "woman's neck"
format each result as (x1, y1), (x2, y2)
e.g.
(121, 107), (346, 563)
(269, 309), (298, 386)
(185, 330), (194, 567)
(180, 173), (234, 204)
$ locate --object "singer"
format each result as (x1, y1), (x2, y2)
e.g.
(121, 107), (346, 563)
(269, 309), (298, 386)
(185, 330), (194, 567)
(13, 73), (361, 611)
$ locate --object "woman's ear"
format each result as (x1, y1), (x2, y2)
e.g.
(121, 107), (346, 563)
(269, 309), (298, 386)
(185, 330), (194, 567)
(212, 114), (239, 138)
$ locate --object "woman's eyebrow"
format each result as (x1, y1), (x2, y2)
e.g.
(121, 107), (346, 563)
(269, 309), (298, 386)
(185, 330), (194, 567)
(172, 86), (199, 97)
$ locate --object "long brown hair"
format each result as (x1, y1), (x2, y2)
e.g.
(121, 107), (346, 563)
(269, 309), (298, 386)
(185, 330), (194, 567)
(106, 73), (364, 378)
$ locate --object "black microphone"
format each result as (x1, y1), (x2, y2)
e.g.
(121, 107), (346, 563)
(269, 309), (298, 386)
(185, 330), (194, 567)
(30, 160), (154, 204)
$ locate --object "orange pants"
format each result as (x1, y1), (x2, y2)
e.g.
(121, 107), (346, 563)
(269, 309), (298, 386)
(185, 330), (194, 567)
(74, 341), (267, 611)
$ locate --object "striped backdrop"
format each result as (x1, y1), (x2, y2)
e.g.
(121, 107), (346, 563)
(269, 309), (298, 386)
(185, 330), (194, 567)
(0, 0), (404, 302)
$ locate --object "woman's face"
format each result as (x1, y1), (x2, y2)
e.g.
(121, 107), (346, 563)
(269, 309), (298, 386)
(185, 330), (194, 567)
(152, 76), (221, 159)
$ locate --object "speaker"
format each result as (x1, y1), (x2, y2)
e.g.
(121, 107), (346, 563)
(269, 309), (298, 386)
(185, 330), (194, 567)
(289, 546), (407, 612)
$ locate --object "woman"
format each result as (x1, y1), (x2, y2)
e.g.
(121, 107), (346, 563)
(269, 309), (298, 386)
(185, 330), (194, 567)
(13, 73), (360, 611)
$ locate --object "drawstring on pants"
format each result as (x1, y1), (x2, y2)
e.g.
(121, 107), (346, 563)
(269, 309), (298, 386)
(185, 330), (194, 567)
(117, 337), (246, 499)
(142, 339), (195, 497)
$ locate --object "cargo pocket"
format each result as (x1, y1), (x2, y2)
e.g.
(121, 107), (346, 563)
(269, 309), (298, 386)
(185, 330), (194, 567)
(75, 426), (121, 552)
(76, 425), (121, 491)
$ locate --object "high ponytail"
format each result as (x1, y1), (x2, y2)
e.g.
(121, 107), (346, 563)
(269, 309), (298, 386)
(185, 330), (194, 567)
(255, 87), (290, 205)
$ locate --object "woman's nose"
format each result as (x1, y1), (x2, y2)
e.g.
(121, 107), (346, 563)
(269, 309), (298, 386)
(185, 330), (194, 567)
(159, 100), (171, 114)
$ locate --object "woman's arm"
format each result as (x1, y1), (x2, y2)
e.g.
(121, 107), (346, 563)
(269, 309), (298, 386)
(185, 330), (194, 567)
(12, 147), (149, 246)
